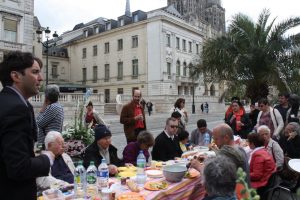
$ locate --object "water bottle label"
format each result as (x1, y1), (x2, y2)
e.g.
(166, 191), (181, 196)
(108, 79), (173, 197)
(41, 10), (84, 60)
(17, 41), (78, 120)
(99, 171), (109, 178)
(87, 174), (96, 184)
(75, 175), (81, 183)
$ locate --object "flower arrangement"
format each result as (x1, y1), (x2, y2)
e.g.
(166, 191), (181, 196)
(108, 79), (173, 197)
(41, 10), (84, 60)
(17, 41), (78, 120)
(62, 88), (94, 146)
(236, 167), (260, 200)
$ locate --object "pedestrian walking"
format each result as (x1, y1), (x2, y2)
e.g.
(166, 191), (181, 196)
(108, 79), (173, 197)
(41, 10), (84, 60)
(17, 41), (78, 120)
(146, 101), (153, 116)
(200, 103), (204, 113)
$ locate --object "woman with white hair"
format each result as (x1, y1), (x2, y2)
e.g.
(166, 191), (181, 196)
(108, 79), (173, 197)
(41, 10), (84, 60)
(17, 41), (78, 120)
(257, 125), (284, 168)
(36, 131), (74, 190)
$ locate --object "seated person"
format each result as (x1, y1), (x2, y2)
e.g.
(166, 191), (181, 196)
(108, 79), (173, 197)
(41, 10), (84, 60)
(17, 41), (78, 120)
(248, 133), (276, 197)
(202, 155), (238, 200)
(171, 111), (185, 134)
(257, 125), (284, 168)
(123, 130), (154, 165)
(190, 119), (212, 146)
(279, 122), (300, 158)
(36, 131), (75, 189)
(178, 130), (190, 152)
(152, 117), (183, 161)
(83, 125), (122, 175)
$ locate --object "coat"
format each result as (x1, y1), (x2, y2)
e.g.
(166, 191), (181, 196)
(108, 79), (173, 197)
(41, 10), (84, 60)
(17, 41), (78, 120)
(120, 101), (146, 142)
(250, 148), (276, 188)
(225, 112), (251, 139)
(83, 142), (123, 168)
(0, 87), (50, 200)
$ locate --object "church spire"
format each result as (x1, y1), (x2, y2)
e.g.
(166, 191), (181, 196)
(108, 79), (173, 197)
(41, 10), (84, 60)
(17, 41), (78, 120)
(125, 0), (131, 17)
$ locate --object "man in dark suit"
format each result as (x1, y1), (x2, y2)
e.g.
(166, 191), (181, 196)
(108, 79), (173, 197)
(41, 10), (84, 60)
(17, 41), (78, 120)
(0, 51), (54, 200)
(120, 89), (147, 143)
(152, 117), (183, 161)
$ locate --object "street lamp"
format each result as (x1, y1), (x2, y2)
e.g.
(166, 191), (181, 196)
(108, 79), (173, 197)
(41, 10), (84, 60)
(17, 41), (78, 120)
(36, 27), (58, 85)
(189, 64), (196, 114)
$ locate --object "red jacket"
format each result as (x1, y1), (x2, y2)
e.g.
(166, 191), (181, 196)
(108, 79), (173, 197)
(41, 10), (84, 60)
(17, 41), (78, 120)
(250, 148), (276, 188)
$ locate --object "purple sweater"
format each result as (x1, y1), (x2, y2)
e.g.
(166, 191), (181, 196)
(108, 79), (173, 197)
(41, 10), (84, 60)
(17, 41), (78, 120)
(122, 142), (150, 165)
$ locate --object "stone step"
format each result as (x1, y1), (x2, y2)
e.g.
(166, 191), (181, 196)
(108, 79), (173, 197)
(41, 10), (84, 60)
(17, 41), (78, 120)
(104, 103), (118, 115)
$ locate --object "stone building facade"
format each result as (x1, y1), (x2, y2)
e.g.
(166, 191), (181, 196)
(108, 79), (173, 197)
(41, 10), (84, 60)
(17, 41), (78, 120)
(0, 0), (34, 62)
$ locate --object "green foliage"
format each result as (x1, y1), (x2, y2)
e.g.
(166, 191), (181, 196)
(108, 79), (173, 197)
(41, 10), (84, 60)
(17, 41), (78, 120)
(197, 9), (300, 101)
(236, 168), (260, 200)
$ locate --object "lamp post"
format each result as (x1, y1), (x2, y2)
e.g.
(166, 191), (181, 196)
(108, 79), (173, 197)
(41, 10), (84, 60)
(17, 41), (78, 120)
(189, 64), (196, 114)
(36, 27), (58, 85)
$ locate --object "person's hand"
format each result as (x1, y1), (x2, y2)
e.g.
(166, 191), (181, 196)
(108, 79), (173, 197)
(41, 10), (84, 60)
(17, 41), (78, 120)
(209, 143), (218, 151)
(236, 121), (244, 127)
(134, 114), (143, 121)
(108, 164), (118, 175)
(189, 159), (202, 172)
(288, 132), (297, 141)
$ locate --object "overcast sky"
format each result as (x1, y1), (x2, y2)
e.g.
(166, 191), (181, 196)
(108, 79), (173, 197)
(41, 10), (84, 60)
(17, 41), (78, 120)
(35, 0), (300, 35)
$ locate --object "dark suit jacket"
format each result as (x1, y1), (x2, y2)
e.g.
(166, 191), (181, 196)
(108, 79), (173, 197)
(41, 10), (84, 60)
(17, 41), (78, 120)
(152, 131), (183, 161)
(120, 101), (146, 141)
(0, 87), (50, 200)
(83, 142), (123, 169)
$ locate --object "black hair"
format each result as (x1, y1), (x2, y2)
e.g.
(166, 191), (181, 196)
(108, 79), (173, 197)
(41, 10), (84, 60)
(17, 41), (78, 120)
(171, 111), (182, 118)
(178, 130), (189, 141)
(197, 119), (207, 128)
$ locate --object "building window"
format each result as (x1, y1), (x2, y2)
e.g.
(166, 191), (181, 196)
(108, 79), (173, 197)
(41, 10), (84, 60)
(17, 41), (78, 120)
(4, 18), (17, 42)
(196, 44), (199, 54)
(132, 35), (138, 48)
(183, 62), (187, 76)
(106, 23), (111, 30)
(93, 45), (97, 56)
(82, 68), (87, 84)
(118, 39), (123, 51)
(133, 14), (138, 22)
(117, 88), (124, 94)
(167, 62), (171, 79)
(166, 34), (171, 47)
(182, 39), (186, 51)
(82, 48), (86, 58)
(176, 61), (180, 76)
(93, 66), (98, 83)
(84, 30), (88, 37)
(51, 64), (58, 78)
(189, 41), (192, 52)
(176, 37), (180, 49)
(104, 42), (109, 54)
(104, 64), (110, 82)
(119, 19), (124, 26)
(117, 62), (123, 80)
(94, 26), (99, 34)
(132, 59), (138, 78)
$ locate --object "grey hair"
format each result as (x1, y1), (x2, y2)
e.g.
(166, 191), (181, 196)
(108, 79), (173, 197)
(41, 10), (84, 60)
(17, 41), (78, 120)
(203, 155), (237, 196)
(137, 130), (155, 147)
(257, 125), (271, 135)
(287, 122), (300, 136)
(45, 131), (62, 150)
(45, 84), (60, 103)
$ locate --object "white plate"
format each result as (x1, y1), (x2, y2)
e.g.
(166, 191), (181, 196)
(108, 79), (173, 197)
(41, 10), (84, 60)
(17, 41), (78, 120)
(145, 169), (163, 178)
(288, 159), (300, 173)
(193, 146), (209, 152)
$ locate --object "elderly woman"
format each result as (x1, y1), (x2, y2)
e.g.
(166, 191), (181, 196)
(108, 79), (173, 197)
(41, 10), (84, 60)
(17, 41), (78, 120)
(279, 122), (300, 158)
(256, 98), (284, 140)
(225, 100), (251, 139)
(122, 130), (154, 165)
(201, 155), (238, 200)
(248, 133), (276, 197)
(257, 125), (284, 168)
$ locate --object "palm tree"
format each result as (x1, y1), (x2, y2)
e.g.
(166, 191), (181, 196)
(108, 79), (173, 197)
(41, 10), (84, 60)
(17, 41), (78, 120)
(197, 9), (300, 102)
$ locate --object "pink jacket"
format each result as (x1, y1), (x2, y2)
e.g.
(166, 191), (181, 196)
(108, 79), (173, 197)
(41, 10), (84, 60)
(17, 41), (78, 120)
(250, 148), (276, 188)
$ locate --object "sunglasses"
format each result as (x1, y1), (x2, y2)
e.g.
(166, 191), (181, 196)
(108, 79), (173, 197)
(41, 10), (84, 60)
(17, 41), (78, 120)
(170, 125), (179, 129)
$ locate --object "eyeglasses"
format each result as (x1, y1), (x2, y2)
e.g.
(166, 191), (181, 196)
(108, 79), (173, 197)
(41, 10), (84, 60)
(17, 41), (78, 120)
(170, 125), (179, 129)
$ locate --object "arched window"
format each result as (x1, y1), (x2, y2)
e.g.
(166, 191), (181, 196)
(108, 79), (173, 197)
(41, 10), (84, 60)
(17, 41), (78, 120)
(204, 84), (208, 95)
(183, 62), (187, 76)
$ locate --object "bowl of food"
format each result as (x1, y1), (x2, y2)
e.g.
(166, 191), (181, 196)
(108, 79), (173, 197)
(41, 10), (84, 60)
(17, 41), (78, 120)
(163, 164), (187, 182)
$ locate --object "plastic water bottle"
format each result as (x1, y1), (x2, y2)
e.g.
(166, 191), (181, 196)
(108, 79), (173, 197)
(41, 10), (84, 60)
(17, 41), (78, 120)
(204, 132), (211, 146)
(74, 161), (86, 198)
(86, 161), (98, 198)
(136, 150), (146, 185)
(98, 159), (109, 190)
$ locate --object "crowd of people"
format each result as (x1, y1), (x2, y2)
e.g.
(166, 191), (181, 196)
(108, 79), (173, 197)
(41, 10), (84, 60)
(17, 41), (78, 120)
(1, 51), (300, 200)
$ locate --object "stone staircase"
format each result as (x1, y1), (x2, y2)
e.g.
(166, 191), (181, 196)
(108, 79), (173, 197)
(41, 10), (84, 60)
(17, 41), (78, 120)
(104, 103), (118, 115)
